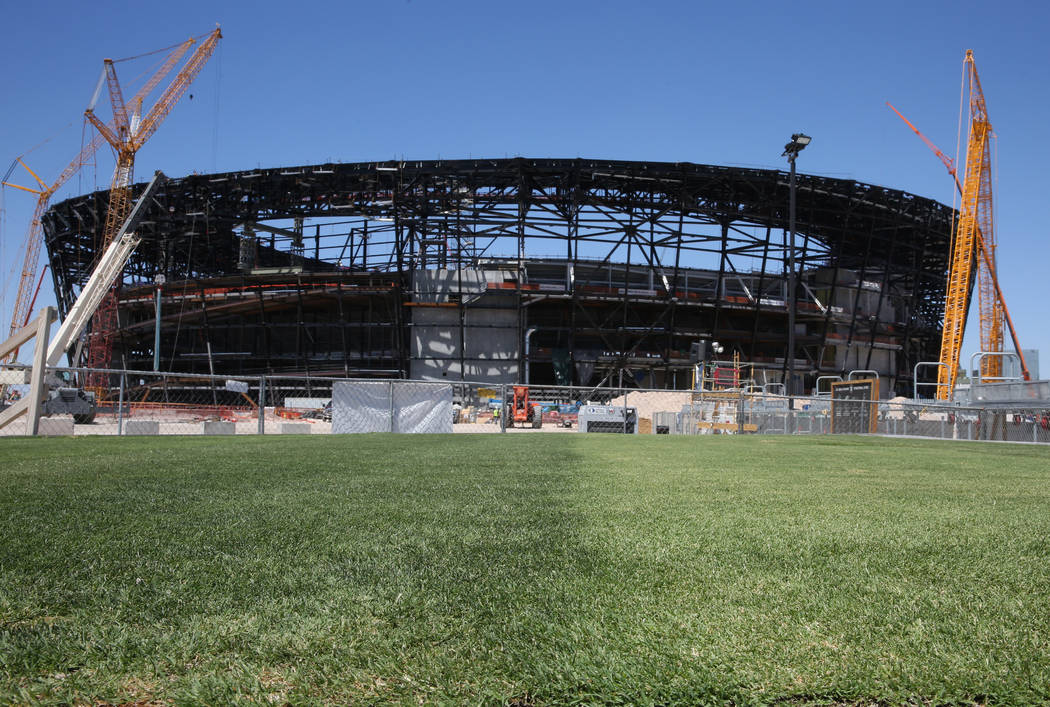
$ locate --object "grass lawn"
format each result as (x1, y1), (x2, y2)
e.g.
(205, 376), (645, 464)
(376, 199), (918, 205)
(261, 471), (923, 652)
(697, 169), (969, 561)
(0, 434), (1048, 705)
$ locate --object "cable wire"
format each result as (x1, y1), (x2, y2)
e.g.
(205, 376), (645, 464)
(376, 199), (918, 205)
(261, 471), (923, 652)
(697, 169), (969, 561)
(112, 34), (202, 64)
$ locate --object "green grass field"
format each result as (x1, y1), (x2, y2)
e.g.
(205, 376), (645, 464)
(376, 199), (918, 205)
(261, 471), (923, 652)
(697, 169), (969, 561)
(1, 434), (1048, 705)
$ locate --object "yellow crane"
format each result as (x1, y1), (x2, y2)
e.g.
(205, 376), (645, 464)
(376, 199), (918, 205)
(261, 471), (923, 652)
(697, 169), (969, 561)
(893, 50), (1022, 399)
(889, 94), (1029, 398)
(82, 26), (221, 375)
(2, 34), (200, 362)
(938, 50), (1006, 398)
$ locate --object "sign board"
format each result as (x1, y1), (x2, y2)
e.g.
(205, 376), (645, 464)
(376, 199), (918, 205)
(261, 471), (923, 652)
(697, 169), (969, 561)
(830, 378), (878, 434)
(225, 379), (250, 394)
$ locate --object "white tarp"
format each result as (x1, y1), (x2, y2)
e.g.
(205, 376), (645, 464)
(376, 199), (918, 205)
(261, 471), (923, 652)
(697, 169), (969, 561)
(393, 382), (453, 433)
(332, 380), (453, 434)
(332, 381), (390, 433)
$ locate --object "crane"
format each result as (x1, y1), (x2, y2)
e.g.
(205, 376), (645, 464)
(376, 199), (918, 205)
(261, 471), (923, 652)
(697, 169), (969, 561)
(888, 98), (1029, 392)
(939, 50), (1002, 398)
(2, 34), (199, 363)
(0, 172), (167, 432)
(82, 26), (221, 378)
(889, 50), (1023, 399)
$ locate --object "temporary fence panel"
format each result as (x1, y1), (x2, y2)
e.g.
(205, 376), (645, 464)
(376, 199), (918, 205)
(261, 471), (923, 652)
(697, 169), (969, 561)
(331, 380), (453, 433)
(394, 382), (453, 433)
(332, 381), (392, 434)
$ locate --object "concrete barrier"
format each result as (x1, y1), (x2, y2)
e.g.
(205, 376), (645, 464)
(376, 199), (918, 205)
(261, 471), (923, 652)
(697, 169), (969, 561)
(38, 417), (74, 436)
(279, 422), (311, 434)
(124, 420), (160, 436)
(202, 421), (236, 435)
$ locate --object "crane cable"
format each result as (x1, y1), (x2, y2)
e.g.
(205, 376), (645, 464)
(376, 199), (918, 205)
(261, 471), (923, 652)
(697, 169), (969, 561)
(950, 57), (966, 270)
(211, 40), (223, 172)
(110, 34), (209, 64)
(0, 183), (6, 318)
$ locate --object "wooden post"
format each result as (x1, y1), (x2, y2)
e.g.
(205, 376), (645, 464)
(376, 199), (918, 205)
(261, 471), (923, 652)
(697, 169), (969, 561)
(25, 307), (56, 436)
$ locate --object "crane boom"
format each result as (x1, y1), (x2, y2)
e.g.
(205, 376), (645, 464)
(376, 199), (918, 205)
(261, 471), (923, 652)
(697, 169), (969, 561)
(46, 172), (166, 367)
(936, 50), (1001, 399)
(887, 100), (1029, 384)
(82, 26), (221, 378)
(135, 28), (221, 148)
(886, 102), (957, 179)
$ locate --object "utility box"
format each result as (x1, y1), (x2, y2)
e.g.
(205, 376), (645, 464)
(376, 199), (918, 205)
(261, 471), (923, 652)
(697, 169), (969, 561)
(578, 405), (638, 433)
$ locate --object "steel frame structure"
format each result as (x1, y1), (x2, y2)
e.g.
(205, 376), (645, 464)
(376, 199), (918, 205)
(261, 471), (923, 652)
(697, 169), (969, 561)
(42, 158), (954, 394)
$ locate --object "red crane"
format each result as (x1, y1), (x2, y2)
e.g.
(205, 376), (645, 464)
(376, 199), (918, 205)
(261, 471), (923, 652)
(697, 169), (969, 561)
(82, 27), (221, 381)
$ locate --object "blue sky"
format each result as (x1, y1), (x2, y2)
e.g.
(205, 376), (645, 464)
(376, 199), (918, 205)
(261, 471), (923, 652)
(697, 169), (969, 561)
(2, 0), (1048, 374)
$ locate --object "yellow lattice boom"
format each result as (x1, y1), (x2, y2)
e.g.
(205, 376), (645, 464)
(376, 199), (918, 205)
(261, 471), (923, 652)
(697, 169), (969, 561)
(937, 50), (1000, 399)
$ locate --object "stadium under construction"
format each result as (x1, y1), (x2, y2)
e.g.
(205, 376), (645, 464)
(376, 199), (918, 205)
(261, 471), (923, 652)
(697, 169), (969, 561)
(42, 158), (955, 396)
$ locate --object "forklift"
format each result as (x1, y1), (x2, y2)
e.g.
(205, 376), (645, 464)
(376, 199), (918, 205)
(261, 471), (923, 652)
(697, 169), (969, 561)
(506, 385), (542, 428)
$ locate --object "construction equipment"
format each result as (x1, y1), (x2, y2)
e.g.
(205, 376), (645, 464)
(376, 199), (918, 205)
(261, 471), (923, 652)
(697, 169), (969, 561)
(82, 27), (221, 376)
(0, 172), (166, 431)
(506, 385), (542, 428)
(2, 33), (202, 363)
(578, 405), (638, 433)
(889, 51), (1025, 399)
(888, 100), (1029, 391)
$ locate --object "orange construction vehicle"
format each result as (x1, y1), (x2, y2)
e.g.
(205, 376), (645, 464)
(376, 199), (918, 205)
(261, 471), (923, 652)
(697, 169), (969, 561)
(506, 385), (542, 428)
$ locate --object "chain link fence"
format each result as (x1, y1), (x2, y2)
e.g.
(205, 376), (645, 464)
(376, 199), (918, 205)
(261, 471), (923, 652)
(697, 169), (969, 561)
(0, 363), (32, 436)
(4, 366), (1050, 444)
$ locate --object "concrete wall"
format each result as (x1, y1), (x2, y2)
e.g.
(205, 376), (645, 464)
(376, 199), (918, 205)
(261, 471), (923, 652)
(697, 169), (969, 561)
(409, 269), (520, 384)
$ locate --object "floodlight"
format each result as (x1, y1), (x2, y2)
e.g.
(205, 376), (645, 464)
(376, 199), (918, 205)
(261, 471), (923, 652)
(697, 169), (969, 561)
(783, 133), (812, 157)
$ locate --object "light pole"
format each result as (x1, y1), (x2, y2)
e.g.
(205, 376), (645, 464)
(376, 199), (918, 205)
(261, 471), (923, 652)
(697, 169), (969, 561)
(782, 132), (811, 409)
(153, 273), (166, 372)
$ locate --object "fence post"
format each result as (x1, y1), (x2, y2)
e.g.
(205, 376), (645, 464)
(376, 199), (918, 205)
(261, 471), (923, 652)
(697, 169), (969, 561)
(500, 384), (507, 433)
(737, 389), (744, 434)
(623, 389), (628, 434)
(257, 376), (266, 435)
(389, 381), (396, 433)
(117, 372), (126, 436)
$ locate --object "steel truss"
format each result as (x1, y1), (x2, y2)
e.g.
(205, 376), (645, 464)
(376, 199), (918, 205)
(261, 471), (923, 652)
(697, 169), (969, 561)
(42, 158), (953, 393)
